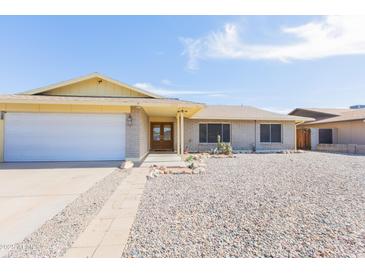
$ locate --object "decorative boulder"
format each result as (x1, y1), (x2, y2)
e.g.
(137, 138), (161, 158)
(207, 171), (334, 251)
(120, 160), (134, 169)
(192, 167), (206, 174)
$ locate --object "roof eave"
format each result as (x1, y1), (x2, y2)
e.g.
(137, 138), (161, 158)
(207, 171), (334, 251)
(0, 96), (204, 108)
(305, 117), (365, 125)
(189, 116), (314, 122)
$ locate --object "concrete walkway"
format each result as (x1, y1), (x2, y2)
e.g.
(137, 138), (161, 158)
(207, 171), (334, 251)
(140, 152), (187, 167)
(64, 167), (148, 258)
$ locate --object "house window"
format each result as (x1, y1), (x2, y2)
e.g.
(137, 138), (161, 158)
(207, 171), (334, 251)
(319, 129), (333, 144)
(199, 123), (231, 143)
(260, 124), (282, 143)
(199, 124), (207, 143)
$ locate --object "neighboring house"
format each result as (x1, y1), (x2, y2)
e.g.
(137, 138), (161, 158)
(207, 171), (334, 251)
(289, 107), (365, 154)
(0, 73), (310, 162)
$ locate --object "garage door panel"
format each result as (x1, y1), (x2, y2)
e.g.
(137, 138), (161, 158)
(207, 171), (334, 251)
(4, 113), (126, 161)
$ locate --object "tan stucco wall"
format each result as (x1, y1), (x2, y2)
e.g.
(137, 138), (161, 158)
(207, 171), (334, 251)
(184, 119), (296, 152)
(301, 120), (365, 145)
(43, 78), (148, 97)
(125, 107), (149, 161)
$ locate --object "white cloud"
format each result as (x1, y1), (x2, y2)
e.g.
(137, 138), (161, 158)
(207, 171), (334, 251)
(181, 16), (365, 69)
(134, 82), (228, 97)
(161, 79), (172, 85)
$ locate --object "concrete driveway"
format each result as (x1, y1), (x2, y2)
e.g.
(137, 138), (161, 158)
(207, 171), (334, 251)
(0, 162), (120, 247)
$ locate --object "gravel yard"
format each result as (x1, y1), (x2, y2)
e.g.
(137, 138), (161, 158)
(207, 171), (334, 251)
(123, 152), (365, 257)
(4, 169), (130, 258)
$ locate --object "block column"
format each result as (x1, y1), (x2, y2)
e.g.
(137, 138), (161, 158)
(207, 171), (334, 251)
(0, 112), (4, 162)
(176, 111), (180, 154)
(180, 110), (184, 155)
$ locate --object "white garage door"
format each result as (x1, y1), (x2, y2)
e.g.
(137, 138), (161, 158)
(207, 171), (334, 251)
(4, 113), (126, 162)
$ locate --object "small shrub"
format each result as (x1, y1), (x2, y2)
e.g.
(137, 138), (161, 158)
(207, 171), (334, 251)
(185, 154), (194, 163)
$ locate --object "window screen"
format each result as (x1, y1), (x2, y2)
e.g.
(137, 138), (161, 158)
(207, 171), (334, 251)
(208, 124), (222, 143)
(260, 124), (270, 142)
(199, 124), (207, 143)
(260, 124), (282, 143)
(199, 123), (231, 143)
(319, 129), (333, 144)
(223, 124), (230, 142)
(271, 124), (282, 143)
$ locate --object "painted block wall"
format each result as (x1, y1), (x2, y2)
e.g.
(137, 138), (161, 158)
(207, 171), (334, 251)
(184, 119), (296, 152)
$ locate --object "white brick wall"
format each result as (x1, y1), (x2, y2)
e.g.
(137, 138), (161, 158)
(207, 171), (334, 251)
(125, 107), (149, 161)
(139, 108), (149, 158)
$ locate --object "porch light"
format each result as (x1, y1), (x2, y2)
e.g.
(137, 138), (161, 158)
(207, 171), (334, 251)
(127, 114), (133, 126)
(0, 111), (5, 120)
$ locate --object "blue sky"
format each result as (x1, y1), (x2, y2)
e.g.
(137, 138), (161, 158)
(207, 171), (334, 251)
(0, 16), (364, 113)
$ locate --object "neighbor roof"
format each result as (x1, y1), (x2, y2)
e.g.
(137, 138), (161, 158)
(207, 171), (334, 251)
(304, 109), (365, 125)
(190, 105), (314, 122)
(19, 72), (164, 99)
(288, 107), (349, 116)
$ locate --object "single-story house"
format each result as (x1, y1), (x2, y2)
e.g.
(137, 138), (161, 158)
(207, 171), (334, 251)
(0, 73), (311, 162)
(289, 107), (365, 154)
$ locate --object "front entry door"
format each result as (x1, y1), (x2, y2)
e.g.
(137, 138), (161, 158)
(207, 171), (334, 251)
(150, 122), (173, 151)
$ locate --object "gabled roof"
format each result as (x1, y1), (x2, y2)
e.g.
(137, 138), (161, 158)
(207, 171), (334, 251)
(288, 107), (350, 116)
(190, 105), (314, 122)
(304, 109), (365, 124)
(19, 72), (164, 99)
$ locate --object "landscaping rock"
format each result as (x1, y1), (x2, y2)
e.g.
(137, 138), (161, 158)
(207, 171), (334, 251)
(120, 160), (134, 169)
(192, 167), (206, 174)
(148, 168), (161, 179)
(169, 167), (193, 175)
(123, 152), (365, 258)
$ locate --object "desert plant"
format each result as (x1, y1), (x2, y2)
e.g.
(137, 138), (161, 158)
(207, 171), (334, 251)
(216, 135), (233, 155)
(222, 143), (233, 155)
(185, 154), (194, 163)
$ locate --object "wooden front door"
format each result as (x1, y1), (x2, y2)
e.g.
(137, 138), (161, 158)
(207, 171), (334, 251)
(150, 122), (173, 151)
(297, 128), (311, 150)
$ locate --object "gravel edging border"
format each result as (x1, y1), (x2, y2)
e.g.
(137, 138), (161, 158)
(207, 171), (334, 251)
(4, 168), (131, 258)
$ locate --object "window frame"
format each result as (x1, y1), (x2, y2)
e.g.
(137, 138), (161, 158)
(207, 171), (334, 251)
(198, 122), (232, 144)
(259, 123), (283, 144)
